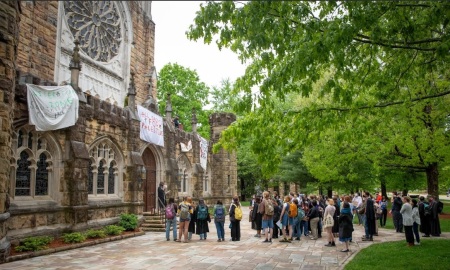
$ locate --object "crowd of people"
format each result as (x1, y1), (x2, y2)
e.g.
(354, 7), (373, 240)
(162, 190), (443, 250)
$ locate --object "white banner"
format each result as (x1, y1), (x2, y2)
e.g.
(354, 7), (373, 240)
(26, 84), (79, 131)
(180, 140), (192, 152)
(137, 105), (164, 147)
(198, 135), (208, 170)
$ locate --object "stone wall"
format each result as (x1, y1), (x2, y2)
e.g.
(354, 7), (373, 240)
(0, 0), (20, 263)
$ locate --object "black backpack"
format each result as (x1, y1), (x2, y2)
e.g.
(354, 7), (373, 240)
(437, 201), (444, 214)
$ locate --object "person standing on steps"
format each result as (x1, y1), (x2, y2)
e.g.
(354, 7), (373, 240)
(158, 181), (166, 210)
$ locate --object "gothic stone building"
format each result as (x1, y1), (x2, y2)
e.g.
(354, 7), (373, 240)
(0, 1), (237, 261)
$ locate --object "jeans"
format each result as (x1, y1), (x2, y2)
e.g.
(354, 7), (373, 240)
(199, 232), (207, 239)
(301, 220), (309, 236)
(166, 218), (177, 240)
(215, 221), (225, 239)
(293, 219), (302, 238)
(413, 222), (420, 243)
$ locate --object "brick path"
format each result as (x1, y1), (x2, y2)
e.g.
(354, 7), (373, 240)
(2, 207), (448, 270)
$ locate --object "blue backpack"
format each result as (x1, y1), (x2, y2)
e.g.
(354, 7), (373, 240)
(197, 205), (208, 220)
(215, 205), (225, 222)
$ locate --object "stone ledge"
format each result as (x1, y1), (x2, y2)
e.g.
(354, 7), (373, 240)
(5, 231), (145, 263)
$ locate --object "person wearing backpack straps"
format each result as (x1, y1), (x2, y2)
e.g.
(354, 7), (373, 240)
(177, 196), (193, 243)
(292, 198), (302, 241)
(258, 191), (274, 243)
(196, 199), (210, 240)
(213, 200), (226, 242)
(279, 195), (293, 243)
(165, 197), (178, 241)
(229, 196), (242, 241)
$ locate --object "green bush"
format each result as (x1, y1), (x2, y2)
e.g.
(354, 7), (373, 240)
(61, 232), (86, 243)
(104, 225), (125, 236)
(85, 229), (107, 239)
(119, 213), (139, 231)
(15, 236), (54, 252)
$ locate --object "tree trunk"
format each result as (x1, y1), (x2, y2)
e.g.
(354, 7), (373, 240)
(426, 163), (439, 198)
(380, 179), (387, 198)
(327, 187), (332, 198)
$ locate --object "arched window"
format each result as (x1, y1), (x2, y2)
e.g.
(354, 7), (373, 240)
(11, 128), (59, 201)
(88, 138), (123, 198)
(176, 155), (191, 196)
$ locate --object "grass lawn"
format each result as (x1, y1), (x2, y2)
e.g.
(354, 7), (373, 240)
(345, 239), (450, 270)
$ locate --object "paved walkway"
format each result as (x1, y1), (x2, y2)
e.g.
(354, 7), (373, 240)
(2, 207), (449, 270)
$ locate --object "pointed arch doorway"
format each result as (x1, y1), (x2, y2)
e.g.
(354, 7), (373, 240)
(142, 148), (156, 212)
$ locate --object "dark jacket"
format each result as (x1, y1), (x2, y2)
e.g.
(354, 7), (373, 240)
(338, 212), (353, 239)
(308, 206), (320, 219)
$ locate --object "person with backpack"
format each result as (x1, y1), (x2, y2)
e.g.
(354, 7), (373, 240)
(428, 196), (441, 237)
(165, 197), (178, 241)
(213, 200), (226, 242)
(418, 196), (431, 237)
(271, 198), (281, 239)
(338, 202), (353, 252)
(279, 195), (294, 243)
(300, 200), (310, 237)
(229, 196), (242, 241)
(379, 196), (388, 227)
(292, 199), (303, 241)
(196, 199), (211, 240)
(258, 191), (274, 243)
(177, 196), (193, 243)
(188, 200), (197, 240)
(251, 197), (263, 238)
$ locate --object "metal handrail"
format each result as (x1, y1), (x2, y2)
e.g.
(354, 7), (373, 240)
(158, 197), (166, 224)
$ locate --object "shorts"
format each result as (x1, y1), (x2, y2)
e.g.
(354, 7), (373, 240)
(262, 219), (274, 229)
(281, 214), (289, 226)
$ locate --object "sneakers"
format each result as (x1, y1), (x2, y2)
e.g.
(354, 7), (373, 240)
(280, 238), (289, 242)
(254, 234), (261, 238)
(218, 239), (222, 242)
(415, 242), (421, 246)
(295, 237), (300, 241)
(263, 239), (272, 243)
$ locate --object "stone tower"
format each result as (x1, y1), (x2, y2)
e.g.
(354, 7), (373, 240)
(208, 113), (238, 205)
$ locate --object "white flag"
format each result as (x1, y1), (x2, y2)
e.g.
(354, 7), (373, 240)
(137, 105), (164, 147)
(27, 84), (79, 131)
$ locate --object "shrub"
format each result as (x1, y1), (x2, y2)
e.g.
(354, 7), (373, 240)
(119, 213), (139, 231)
(104, 225), (125, 236)
(85, 229), (107, 239)
(62, 232), (86, 243)
(15, 236), (54, 252)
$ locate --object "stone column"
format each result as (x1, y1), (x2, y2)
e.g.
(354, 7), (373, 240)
(0, 0), (20, 263)
(69, 40), (86, 103)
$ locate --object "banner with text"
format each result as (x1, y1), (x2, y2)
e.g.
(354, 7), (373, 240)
(137, 105), (164, 147)
(198, 135), (208, 170)
(26, 84), (79, 131)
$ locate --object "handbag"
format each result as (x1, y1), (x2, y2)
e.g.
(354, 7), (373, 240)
(323, 214), (334, 229)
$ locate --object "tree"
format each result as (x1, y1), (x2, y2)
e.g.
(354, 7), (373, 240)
(157, 63), (210, 138)
(187, 1), (450, 197)
(210, 78), (239, 113)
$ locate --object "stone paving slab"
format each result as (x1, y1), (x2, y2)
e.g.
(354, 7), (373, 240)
(2, 207), (449, 270)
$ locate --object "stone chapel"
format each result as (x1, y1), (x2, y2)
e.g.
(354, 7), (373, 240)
(0, 1), (238, 262)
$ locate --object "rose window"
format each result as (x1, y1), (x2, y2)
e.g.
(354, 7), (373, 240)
(64, 1), (122, 62)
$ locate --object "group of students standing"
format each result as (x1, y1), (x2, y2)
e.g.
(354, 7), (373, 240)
(250, 191), (354, 252)
(164, 195), (243, 243)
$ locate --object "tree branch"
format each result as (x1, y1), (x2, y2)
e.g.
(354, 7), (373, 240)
(291, 89), (450, 113)
(353, 37), (436, 51)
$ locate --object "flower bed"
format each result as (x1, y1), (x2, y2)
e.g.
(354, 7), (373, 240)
(7, 229), (144, 263)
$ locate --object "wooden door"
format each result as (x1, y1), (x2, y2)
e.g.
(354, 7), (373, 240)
(142, 148), (156, 212)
